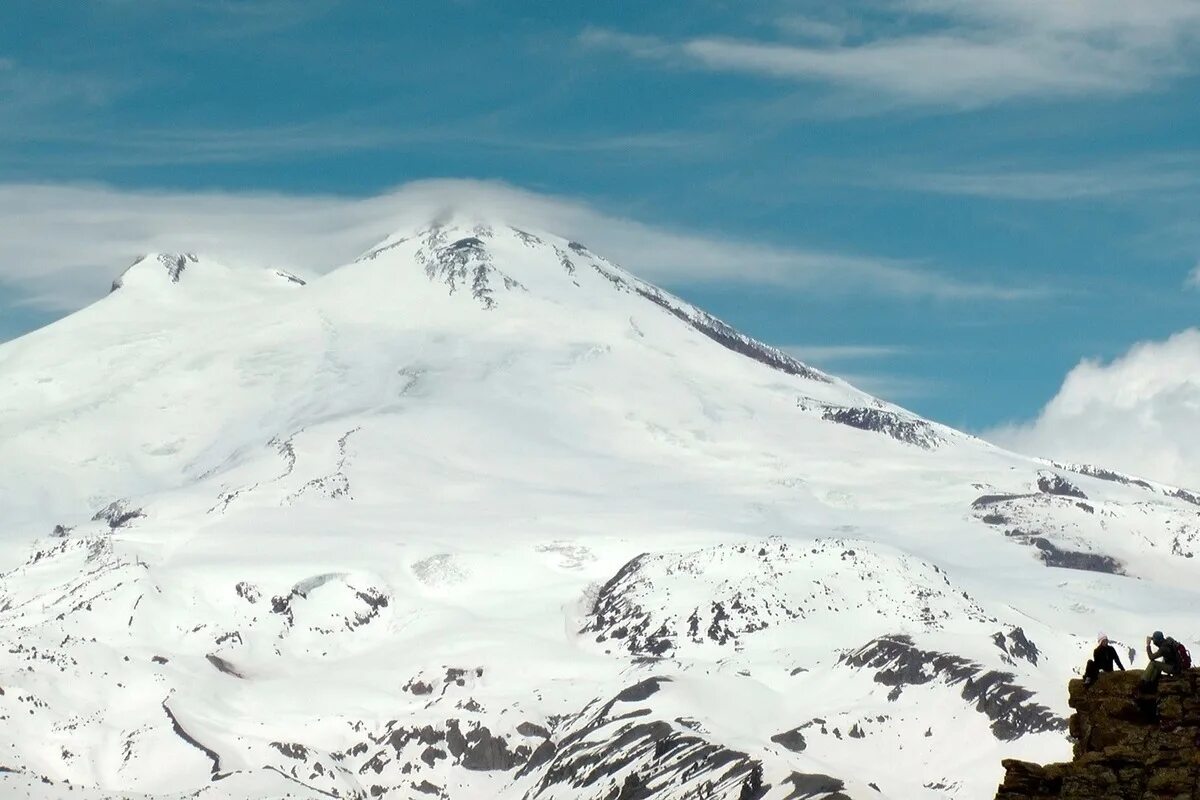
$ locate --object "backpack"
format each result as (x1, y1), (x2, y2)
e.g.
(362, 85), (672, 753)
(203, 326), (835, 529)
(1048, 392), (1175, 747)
(1176, 641), (1193, 671)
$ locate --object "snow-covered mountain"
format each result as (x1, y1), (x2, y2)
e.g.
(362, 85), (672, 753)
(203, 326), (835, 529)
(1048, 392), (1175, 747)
(1, 217), (1198, 800)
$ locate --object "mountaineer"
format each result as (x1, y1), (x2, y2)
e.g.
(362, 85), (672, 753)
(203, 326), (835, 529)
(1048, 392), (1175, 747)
(1140, 630), (1191, 692)
(1082, 633), (1124, 687)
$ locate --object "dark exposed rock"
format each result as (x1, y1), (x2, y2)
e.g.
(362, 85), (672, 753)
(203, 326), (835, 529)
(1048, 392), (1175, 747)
(587, 538), (978, 660)
(160, 253), (197, 282)
(510, 227), (543, 246)
(91, 501), (145, 529)
(739, 763), (766, 799)
(112, 253), (199, 291)
(274, 270), (307, 285)
(349, 587), (389, 628)
(842, 635), (1064, 740)
(583, 553), (674, 657)
(50, 524), (72, 538)
(1052, 461), (1200, 508)
(995, 670), (1200, 799)
(414, 227), (524, 310)
(269, 742), (308, 760)
(1052, 462), (1155, 491)
(1025, 536), (1123, 574)
(973, 494), (1036, 508)
(162, 700), (221, 775)
(1169, 487), (1200, 506)
(616, 771), (649, 800)
(577, 251), (827, 381)
(821, 406), (943, 449)
(205, 654), (244, 679)
(447, 720), (526, 771)
(359, 717), (532, 779)
(631, 282), (828, 382)
(523, 678), (765, 798)
(419, 746), (445, 767)
(270, 593), (293, 621)
(525, 739), (557, 773)
(993, 627), (1041, 666)
(1036, 473), (1087, 499)
(518, 722), (551, 739)
(616, 678), (668, 703)
(770, 728), (807, 752)
(234, 581), (261, 604)
(552, 245), (577, 276)
(782, 772), (848, 799)
(971, 493), (1126, 575)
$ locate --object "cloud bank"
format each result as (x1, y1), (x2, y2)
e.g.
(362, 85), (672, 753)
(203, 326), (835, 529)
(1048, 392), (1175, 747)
(989, 329), (1200, 488)
(0, 179), (1019, 313)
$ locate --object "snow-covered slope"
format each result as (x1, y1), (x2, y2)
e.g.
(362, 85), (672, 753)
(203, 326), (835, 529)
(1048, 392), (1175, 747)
(1, 217), (1197, 800)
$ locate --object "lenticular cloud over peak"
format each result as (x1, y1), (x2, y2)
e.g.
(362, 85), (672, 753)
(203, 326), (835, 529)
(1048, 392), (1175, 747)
(0, 179), (1021, 315)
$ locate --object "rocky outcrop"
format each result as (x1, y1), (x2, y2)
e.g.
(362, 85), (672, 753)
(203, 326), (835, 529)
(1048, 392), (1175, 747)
(583, 538), (989, 660)
(91, 500), (145, 529)
(821, 406), (943, 449)
(843, 635), (1064, 741)
(413, 226), (525, 309)
(1036, 473), (1087, 499)
(995, 669), (1200, 798)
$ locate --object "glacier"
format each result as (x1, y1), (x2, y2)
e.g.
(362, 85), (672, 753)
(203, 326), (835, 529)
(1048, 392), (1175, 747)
(0, 217), (1197, 799)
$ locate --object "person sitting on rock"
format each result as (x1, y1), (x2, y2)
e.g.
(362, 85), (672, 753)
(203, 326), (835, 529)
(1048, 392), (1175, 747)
(1083, 633), (1125, 686)
(1140, 630), (1181, 692)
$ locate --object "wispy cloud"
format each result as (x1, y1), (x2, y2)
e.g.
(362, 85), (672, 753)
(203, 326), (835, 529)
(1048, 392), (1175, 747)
(782, 344), (910, 363)
(882, 155), (1200, 201)
(836, 372), (940, 401)
(782, 343), (932, 400)
(1188, 262), (1200, 288)
(93, 0), (340, 39)
(582, 0), (1200, 108)
(0, 115), (718, 168)
(0, 58), (124, 115)
(0, 179), (1031, 313)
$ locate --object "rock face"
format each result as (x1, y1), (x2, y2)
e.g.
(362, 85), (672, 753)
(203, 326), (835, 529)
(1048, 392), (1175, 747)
(995, 670), (1200, 798)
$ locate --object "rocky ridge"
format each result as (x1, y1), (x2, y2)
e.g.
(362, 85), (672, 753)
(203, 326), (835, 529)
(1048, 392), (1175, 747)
(996, 670), (1200, 798)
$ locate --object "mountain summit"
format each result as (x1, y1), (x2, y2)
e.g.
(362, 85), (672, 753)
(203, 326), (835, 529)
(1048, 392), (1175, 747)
(0, 218), (1198, 799)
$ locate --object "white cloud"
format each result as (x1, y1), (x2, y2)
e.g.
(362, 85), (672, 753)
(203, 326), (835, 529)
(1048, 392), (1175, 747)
(582, 0), (1200, 107)
(1189, 262), (1200, 288)
(0, 179), (1026, 313)
(988, 329), (1200, 488)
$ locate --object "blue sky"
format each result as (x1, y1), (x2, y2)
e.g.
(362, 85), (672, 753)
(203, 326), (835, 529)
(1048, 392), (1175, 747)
(2, 0), (1199, 433)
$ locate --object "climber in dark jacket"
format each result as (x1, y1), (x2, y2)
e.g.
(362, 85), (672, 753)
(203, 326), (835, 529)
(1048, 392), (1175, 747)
(1083, 634), (1125, 686)
(1140, 630), (1181, 692)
